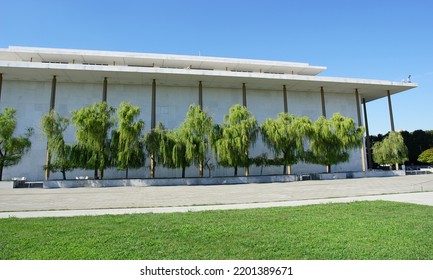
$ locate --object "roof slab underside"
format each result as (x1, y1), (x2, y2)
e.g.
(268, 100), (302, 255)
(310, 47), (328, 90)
(0, 62), (416, 103)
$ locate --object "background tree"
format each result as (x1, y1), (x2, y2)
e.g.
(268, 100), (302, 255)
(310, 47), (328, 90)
(115, 102), (145, 178)
(178, 105), (213, 177)
(307, 113), (364, 173)
(211, 104), (258, 176)
(261, 113), (313, 174)
(71, 102), (115, 179)
(418, 148), (433, 166)
(0, 108), (33, 181)
(372, 131), (408, 169)
(41, 110), (72, 180)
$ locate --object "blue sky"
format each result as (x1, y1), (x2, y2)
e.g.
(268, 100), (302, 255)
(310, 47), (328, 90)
(1, 0), (432, 135)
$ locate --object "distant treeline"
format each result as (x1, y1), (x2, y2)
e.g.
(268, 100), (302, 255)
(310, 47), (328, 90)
(368, 130), (433, 167)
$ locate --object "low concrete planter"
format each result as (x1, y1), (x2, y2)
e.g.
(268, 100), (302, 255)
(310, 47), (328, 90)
(42, 170), (405, 189)
(0, 181), (14, 188)
(43, 174), (298, 188)
(313, 170), (405, 180)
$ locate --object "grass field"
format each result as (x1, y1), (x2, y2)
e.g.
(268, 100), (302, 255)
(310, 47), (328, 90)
(0, 201), (432, 260)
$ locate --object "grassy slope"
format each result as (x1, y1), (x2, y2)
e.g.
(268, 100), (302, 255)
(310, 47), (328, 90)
(0, 201), (432, 260)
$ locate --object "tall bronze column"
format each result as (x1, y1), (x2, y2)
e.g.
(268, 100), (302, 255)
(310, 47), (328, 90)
(0, 73), (3, 103)
(387, 90), (399, 170)
(151, 79), (156, 129)
(362, 98), (373, 169)
(102, 77), (108, 102)
(150, 79), (157, 178)
(320, 86), (326, 117)
(283, 85), (288, 113)
(45, 75), (57, 180)
(242, 83), (247, 107)
(355, 89), (366, 172)
(387, 90), (395, 132)
(198, 81), (203, 110)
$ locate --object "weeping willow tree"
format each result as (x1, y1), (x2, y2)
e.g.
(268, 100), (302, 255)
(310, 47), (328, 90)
(160, 130), (190, 178)
(71, 102), (116, 179)
(144, 122), (167, 178)
(373, 131), (408, 169)
(418, 148), (433, 166)
(211, 104), (259, 176)
(261, 113), (313, 174)
(114, 102), (145, 178)
(41, 110), (72, 180)
(178, 105), (213, 177)
(0, 108), (33, 181)
(307, 113), (364, 173)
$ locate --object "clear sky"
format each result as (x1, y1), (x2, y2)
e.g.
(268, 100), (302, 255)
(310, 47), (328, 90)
(1, 0), (432, 135)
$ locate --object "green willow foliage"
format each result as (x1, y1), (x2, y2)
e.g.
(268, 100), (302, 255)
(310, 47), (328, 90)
(178, 105), (213, 177)
(71, 102), (116, 179)
(418, 148), (433, 165)
(0, 108), (33, 181)
(261, 113), (313, 174)
(34, 101), (366, 179)
(211, 104), (259, 176)
(41, 110), (72, 179)
(114, 102), (145, 178)
(308, 113), (365, 173)
(373, 131), (408, 168)
(144, 122), (166, 178)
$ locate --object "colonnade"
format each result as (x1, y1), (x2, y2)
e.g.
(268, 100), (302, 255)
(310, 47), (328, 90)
(0, 74), (396, 178)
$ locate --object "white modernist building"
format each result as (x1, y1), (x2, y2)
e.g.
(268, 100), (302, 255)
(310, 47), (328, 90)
(0, 46), (416, 180)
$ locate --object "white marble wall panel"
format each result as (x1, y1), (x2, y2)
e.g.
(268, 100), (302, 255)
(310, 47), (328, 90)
(202, 86), (243, 124)
(1, 80), (50, 180)
(155, 85), (197, 129)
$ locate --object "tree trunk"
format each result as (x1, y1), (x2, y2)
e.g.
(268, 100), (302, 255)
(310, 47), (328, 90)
(287, 165), (292, 175)
(245, 165), (249, 177)
(283, 165), (286, 175)
(234, 166), (238, 176)
(45, 149), (51, 180)
(0, 164), (3, 181)
(62, 168), (66, 180)
(150, 154), (155, 178)
(199, 160), (203, 177)
(99, 168), (104, 180)
(94, 167), (98, 179)
(126, 167), (129, 179)
(182, 167), (185, 178)
(326, 164), (331, 173)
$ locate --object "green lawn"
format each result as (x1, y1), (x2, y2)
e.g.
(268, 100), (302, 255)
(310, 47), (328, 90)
(1, 201), (432, 260)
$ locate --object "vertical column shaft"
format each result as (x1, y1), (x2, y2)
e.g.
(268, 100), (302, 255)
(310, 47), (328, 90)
(198, 81), (203, 110)
(150, 79), (157, 178)
(50, 75), (57, 111)
(0, 73), (3, 103)
(362, 98), (373, 169)
(320, 86), (326, 117)
(355, 89), (366, 172)
(283, 85), (288, 113)
(242, 83), (247, 107)
(387, 90), (395, 132)
(45, 75), (57, 180)
(151, 79), (156, 129)
(102, 77), (108, 102)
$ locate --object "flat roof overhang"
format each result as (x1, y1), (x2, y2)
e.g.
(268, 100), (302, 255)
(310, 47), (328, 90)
(0, 46), (326, 76)
(0, 62), (417, 103)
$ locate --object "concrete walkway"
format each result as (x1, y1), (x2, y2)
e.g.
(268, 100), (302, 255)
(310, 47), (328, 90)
(1, 174), (433, 218)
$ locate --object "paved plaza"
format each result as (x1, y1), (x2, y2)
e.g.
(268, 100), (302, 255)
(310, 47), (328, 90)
(1, 174), (433, 218)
